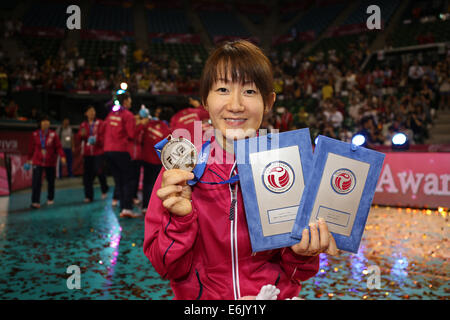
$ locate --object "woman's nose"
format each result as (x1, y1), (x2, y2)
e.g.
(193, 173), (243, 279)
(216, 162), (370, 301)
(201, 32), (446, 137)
(226, 91), (245, 113)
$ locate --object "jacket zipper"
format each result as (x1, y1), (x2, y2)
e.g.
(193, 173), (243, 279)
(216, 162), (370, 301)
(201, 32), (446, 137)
(195, 269), (203, 300)
(229, 161), (240, 299)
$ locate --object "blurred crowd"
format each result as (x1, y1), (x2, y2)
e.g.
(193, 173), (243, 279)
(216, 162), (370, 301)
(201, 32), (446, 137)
(264, 34), (450, 145)
(1, 30), (449, 146)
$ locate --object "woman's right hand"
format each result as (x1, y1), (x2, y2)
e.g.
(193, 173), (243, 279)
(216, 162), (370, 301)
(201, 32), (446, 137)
(156, 169), (194, 216)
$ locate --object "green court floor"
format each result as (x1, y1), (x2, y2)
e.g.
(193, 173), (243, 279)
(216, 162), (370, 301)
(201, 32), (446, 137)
(0, 179), (448, 300)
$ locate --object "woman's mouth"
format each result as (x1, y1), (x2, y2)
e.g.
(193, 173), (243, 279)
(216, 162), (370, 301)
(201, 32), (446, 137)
(224, 118), (247, 126)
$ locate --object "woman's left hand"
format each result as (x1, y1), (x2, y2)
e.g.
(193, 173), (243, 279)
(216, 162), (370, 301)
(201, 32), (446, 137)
(291, 218), (338, 256)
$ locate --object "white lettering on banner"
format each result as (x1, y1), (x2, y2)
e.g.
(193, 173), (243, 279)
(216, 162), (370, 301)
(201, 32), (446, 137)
(397, 172), (424, 195)
(376, 164), (399, 193)
(0, 140), (18, 151)
(376, 165), (450, 196)
(423, 173), (439, 195)
(440, 174), (450, 195)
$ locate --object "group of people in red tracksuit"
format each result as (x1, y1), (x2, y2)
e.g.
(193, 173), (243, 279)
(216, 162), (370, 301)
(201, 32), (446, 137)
(27, 90), (209, 218)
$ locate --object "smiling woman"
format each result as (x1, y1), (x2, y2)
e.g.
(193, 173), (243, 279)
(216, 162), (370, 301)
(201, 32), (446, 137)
(144, 40), (337, 300)
(199, 40), (276, 147)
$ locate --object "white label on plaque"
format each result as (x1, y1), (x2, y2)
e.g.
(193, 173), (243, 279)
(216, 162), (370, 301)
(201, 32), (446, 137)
(309, 152), (370, 236)
(249, 146), (304, 237)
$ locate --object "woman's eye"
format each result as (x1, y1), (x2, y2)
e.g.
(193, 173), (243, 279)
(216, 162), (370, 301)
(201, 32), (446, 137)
(244, 89), (256, 95)
(216, 87), (228, 93)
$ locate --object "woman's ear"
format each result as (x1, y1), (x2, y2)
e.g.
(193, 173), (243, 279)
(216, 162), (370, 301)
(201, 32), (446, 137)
(264, 92), (276, 114)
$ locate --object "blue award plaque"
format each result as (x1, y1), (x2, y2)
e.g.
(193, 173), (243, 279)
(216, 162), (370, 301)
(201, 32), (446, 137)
(235, 128), (313, 252)
(290, 135), (385, 253)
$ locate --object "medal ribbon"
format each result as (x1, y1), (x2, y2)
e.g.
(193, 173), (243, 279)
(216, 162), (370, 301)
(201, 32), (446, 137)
(39, 130), (47, 154)
(88, 121), (95, 136)
(154, 137), (239, 186)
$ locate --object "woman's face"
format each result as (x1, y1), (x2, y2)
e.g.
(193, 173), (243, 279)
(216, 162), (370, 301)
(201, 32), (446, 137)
(41, 120), (50, 131)
(205, 76), (274, 142)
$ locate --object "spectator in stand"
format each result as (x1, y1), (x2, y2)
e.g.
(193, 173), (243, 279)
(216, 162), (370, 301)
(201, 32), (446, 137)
(77, 105), (109, 203)
(273, 106), (293, 132)
(57, 118), (74, 178)
(321, 79), (334, 100)
(408, 60), (424, 91)
(439, 74), (450, 110)
(26, 116), (67, 209)
(4, 99), (18, 119)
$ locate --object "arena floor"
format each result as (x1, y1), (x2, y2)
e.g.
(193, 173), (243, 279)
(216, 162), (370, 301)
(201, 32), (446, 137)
(0, 178), (448, 300)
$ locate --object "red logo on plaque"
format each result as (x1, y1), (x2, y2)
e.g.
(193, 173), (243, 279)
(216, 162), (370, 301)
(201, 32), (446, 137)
(331, 169), (356, 194)
(263, 161), (295, 193)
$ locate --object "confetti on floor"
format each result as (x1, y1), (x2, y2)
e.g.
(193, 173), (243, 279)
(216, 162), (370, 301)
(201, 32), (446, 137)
(0, 186), (448, 300)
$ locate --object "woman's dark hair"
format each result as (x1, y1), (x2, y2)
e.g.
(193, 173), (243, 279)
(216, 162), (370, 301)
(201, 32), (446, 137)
(37, 115), (50, 128)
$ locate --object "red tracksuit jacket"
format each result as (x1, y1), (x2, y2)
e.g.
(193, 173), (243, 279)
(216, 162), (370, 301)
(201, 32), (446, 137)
(141, 120), (171, 165)
(77, 119), (104, 156)
(129, 123), (145, 161)
(143, 137), (319, 300)
(101, 107), (136, 154)
(27, 129), (66, 167)
(170, 107), (209, 143)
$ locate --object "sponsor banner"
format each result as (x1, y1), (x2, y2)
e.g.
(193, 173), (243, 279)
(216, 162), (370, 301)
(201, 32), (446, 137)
(8, 154), (32, 192)
(148, 33), (201, 44)
(324, 22), (385, 38)
(20, 26), (65, 38)
(80, 29), (134, 41)
(373, 144), (450, 153)
(0, 153), (9, 195)
(213, 35), (260, 45)
(374, 152), (450, 208)
(0, 130), (32, 154)
(272, 30), (315, 46)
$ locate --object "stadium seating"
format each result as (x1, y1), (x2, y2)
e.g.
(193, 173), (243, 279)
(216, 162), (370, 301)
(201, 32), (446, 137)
(22, 1), (68, 29)
(87, 2), (134, 32)
(146, 7), (191, 34)
(390, 19), (450, 47)
(78, 39), (135, 72)
(291, 3), (345, 37)
(147, 42), (208, 78)
(198, 9), (251, 38)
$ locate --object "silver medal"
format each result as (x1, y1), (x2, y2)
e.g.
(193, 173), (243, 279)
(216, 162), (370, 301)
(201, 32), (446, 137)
(160, 137), (197, 172)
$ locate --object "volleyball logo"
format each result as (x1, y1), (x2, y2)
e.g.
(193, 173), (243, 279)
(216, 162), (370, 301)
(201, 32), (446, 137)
(331, 169), (356, 194)
(262, 161), (295, 193)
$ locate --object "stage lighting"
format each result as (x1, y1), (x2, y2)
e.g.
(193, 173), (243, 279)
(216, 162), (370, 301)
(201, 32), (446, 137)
(112, 99), (121, 111)
(391, 132), (409, 150)
(120, 82), (128, 90)
(116, 89), (126, 95)
(352, 134), (366, 147)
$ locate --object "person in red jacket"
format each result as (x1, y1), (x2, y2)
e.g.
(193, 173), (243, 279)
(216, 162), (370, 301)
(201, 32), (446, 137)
(140, 115), (171, 214)
(101, 91), (139, 218)
(169, 97), (210, 147)
(143, 40), (337, 300)
(27, 116), (66, 209)
(77, 105), (109, 203)
(129, 113), (146, 209)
